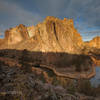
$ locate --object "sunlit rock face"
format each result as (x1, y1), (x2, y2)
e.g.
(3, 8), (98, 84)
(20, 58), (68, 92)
(27, 25), (36, 37)
(32, 16), (84, 53)
(4, 24), (29, 45)
(3, 16), (100, 54)
(85, 36), (100, 49)
(0, 16), (84, 53)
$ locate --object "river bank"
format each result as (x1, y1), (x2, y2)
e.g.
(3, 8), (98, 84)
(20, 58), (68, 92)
(90, 66), (100, 87)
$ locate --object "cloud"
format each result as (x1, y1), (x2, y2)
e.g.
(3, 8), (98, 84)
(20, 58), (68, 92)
(35, 0), (100, 27)
(0, 0), (43, 33)
(0, 0), (100, 40)
(84, 30), (100, 34)
(27, 0), (100, 38)
(0, 0), (100, 27)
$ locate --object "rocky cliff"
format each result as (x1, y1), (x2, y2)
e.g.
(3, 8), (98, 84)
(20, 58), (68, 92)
(0, 16), (84, 54)
(4, 24), (29, 45)
(0, 16), (99, 54)
(85, 36), (100, 49)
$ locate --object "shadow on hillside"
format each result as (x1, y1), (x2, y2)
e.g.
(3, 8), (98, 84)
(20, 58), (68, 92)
(0, 49), (93, 72)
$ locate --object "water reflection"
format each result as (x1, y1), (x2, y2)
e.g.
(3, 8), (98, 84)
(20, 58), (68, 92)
(90, 66), (100, 87)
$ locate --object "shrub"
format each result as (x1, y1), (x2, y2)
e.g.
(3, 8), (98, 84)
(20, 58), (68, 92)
(95, 85), (100, 97)
(77, 79), (95, 96)
(67, 83), (76, 94)
(52, 77), (60, 86)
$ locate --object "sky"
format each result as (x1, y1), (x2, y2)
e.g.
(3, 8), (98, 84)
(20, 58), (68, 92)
(0, 0), (100, 41)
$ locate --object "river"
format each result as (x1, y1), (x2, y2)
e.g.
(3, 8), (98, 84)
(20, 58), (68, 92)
(90, 66), (100, 87)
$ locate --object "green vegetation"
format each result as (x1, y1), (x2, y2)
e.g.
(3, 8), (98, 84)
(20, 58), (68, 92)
(39, 72), (46, 83)
(52, 76), (61, 86)
(67, 82), (76, 95)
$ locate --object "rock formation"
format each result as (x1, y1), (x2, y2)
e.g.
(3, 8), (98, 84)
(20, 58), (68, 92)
(0, 16), (99, 54)
(0, 16), (100, 99)
(85, 36), (100, 49)
(0, 16), (84, 54)
(27, 25), (36, 37)
(4, 24), (29, 45)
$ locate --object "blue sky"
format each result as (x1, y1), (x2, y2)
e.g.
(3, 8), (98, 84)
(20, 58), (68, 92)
(0, 0), (100, 41)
